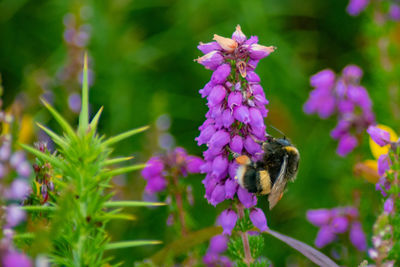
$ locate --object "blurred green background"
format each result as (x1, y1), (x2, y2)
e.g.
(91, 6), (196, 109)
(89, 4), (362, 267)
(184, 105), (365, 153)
(1, 0), (397, 265)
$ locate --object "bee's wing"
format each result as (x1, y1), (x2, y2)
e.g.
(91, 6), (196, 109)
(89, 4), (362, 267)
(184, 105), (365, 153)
(268, 154), (288, 210)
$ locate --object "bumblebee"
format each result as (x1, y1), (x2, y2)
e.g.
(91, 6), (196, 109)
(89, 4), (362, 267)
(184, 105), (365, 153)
(235, 136), (300, 209)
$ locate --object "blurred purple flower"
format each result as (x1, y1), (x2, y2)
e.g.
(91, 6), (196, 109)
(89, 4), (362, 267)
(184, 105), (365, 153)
(315, 226), (336, 248)
(208, 234), (228, 254)
(367, 126), (391, 147)
(349, 222), (366, 251)
(347, 0), (369, 16)
(68, 93), (82, 113)
(6, 205), (26, 228)
(304, 65), (375, 156)
(306, 209), (332, 227)
(2, 251), (32, 267)
(389, 4), (400, 21)
(384, 198), (394, 214)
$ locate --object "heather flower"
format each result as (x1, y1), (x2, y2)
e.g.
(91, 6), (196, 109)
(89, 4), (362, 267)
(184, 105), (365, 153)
(346, 0), (369, 16)
(2, 251), (32, 267)
(307, 206), (366, 251)
(249, 208), (268, 232)
(304, 65), (375, 156)
(218, 209), (238, 235)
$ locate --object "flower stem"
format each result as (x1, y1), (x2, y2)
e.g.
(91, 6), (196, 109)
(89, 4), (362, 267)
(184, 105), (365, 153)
(237, 202), (254, 266)
(172, 171), (188, 236)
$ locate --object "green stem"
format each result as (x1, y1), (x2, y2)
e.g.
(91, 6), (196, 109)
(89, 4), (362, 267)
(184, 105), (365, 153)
(105, 240), (162, 250)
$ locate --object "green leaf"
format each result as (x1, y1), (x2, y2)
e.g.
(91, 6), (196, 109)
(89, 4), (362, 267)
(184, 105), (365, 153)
(89, 106), (104, 133)
(36, 123), (68, 148)
(20, 205), (56, 212)
(105, 240), (162, 250)
(40, 98), (76, 139)
(104, 201), (166, 208)
(150, 226), (222, 265)
(103, 156), (134, 166)
(79, 52), (89, 134)
(102, 163), (146, 177)
(20, 144), (65, 170)
(103, 126), (149, 146)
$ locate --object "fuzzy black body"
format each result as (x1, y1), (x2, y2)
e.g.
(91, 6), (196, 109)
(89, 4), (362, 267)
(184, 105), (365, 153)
(236, 137), (300, 209)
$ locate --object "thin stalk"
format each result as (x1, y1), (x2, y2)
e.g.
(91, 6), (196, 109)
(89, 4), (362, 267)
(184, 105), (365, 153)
(171, 170), (188, 236)
(237, 202), (253, 266)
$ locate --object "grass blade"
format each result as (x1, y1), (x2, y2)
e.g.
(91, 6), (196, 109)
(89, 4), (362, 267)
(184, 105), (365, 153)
(103, 156), (134, 166)
(102, 163), (146, 177)
(79, 52), (89, 134)
(41, 98), (76, 139)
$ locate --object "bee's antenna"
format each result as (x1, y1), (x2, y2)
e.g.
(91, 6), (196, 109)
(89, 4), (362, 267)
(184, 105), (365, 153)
(268, 125), (286, 138)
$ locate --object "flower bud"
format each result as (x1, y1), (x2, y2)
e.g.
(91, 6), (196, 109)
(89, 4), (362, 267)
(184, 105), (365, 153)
(232, 25), (246, 44)
(197, 41), (221, 54)
(249, 44), (275, 60)
(250, 208), (268, 231)
(230, 135), (243, 154)
(208, 85), (226, 107)
(211, 64), (231, 84)
(213, 34), (238, 53)
(195, 51), (224, 70)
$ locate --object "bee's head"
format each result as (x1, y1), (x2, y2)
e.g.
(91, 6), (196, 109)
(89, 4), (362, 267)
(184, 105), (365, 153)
(277, 138), (291, 147)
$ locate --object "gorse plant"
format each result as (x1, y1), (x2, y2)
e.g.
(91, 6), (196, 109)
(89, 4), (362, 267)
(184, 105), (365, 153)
(20, 54), (163, 266)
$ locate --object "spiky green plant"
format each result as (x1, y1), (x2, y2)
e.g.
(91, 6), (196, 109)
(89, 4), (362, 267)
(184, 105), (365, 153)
(21, 54), (163, 266)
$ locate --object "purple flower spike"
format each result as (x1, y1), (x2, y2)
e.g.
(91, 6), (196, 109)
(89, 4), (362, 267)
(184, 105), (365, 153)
(3, 251), (32, 267)
(230, 135), (243, 154)
(233, 106), (250, 124)
(208, 234), (228, 253)
(347, 0), (369, 16)
(218, 209), (238, 235)
(6, 205), (26, 228)
(306, 209), (332, 227)
(237, 187), (257, 208)
(199, 82), (214, 98)
(211, 64), (231, 84)
(228, 91), (243, 110)
(349, 222), (366, 251)
(331, 217), (349, 234)
(337, 134), (358, 157)
(367, 126), (391, 147)
(196, 51), (224, 70)
(250, 208), (268, 231)
(141, 157), (164, 180)
(187, 156), (204, 173)
(208, 85), (226, 107)
(315, 226), (336, 248)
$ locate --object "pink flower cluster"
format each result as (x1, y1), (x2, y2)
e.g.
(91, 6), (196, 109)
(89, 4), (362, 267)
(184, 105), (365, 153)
(304, 65), (375, 156)
(195, 25), (274, 208)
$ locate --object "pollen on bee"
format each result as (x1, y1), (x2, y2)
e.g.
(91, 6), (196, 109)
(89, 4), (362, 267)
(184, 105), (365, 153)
(235, 155), (251, 165)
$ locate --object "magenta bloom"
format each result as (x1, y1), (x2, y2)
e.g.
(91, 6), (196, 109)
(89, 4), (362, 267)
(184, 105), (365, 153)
(304, 65), (375, 156)
(249, 208), (268, 232)
(367, 126), (391, 147)
(208, 234), (228, 254)
(347, 0), (369, 16)
(218, 209), (238, 235)
(196, 25), (273, 212)
(307, 206), (366, 251)
(3, 251), (32, 267)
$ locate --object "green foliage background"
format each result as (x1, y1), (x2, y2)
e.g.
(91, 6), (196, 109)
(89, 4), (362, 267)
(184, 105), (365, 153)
(1, 0), (397, 265)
